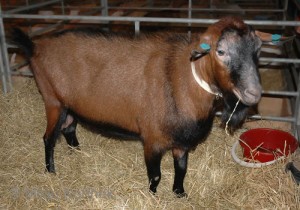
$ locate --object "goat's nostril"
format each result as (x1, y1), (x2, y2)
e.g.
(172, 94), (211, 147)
(244, 87), (262, 102)
(245, 88), (257, 97)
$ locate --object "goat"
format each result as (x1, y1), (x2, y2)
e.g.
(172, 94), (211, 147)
(12, 16), (278, 197)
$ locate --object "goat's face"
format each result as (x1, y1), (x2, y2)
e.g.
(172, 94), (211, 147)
(215, 27), (262, 106)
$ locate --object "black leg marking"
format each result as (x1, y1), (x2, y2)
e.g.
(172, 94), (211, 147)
(44, 136), (56, 173)
(145, 151), (163, 194)
(172, 148), (188, 198)
(62, 115), (79, 148)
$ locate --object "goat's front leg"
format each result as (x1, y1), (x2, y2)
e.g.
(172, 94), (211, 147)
(172, 147), (188, 197)
(144, 143), (163, 194)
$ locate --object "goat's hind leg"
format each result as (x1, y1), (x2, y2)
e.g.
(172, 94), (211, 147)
(44, 107), (80, 173)
(44, 104), (65, 173)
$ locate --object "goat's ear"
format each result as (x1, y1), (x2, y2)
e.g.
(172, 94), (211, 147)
(255, 30), (295, 45)
(190, 50), (208, 61)
(190, 43), (211, 61)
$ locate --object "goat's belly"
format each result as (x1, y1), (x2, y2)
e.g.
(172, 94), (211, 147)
(68, 95), (141, 133)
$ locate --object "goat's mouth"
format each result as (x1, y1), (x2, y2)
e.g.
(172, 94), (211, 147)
(233, 87), (262, 106)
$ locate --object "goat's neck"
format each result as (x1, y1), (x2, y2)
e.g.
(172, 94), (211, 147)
(170, 61), (217, 120)
(191, 61), (222, 98)
(192, 58), (221, 97)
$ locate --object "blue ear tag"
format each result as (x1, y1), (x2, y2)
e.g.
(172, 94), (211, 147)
(191, 43), (211, 60)
(271, 34), (281, 44)
(200, 43), (211, 52)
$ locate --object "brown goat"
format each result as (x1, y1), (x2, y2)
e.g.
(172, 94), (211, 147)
(12, 16), (278, 197)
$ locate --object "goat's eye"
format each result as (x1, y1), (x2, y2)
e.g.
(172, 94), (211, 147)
(217, 50), (225, 56)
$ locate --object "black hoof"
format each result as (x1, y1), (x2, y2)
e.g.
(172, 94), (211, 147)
(68, 145), (81, 153)
(45, 164), (56, 174)
(149, 189), (158, 197)
(69, 144), (80, 149)
(173, 189), (187, 198)
(149, 186), (157, 195)
(45, 168), (56, 174)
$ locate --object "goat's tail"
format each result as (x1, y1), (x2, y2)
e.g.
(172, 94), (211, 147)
(11, 28), (34, 59)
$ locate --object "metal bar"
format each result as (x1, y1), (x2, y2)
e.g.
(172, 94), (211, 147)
(107, 6), (285, 13)
(262, 90), (299, 97)
(147, 0), (153, 7)
(43, 5), (286, 13)
(248, 115), (296, 123)
(61, 0), (65, 15)
(244, 20), (300, 26)
(2, 14), (300, 27)
(0, 4), (12, 93)
(188, 0), (192, 38)
(134, 21), (140, 35)
(28, 21), (64, 37)
(294, 66), (300, 138)
(0, 46), (7, 94)
(0, 3), (7, 94)
(4, 0), (61, 14)
(188, 0), (192, 20)
(101, 0), (108, 16)
(10, 61), (28, 71)
(10, 71), (32, 77)
(283, 0), (288, 22)
(259, 57), (300, 64)
(216, 112), (296, 122)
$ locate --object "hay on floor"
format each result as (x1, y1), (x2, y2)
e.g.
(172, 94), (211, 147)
(0, 78), (299, 209)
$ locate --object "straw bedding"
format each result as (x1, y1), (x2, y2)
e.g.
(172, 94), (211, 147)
(0, 78), (299, 209)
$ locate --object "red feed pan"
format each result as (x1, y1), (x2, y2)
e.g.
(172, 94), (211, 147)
(239, 128), (299, 163)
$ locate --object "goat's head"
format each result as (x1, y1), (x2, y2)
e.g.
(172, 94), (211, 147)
(191, 16), (289, 131)
(200, 16), (265, 106)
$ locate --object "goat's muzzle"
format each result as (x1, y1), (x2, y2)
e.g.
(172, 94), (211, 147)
(233, 85), (262, 106)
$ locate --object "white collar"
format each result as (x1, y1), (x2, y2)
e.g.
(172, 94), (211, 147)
(191, 61), (223, 98)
